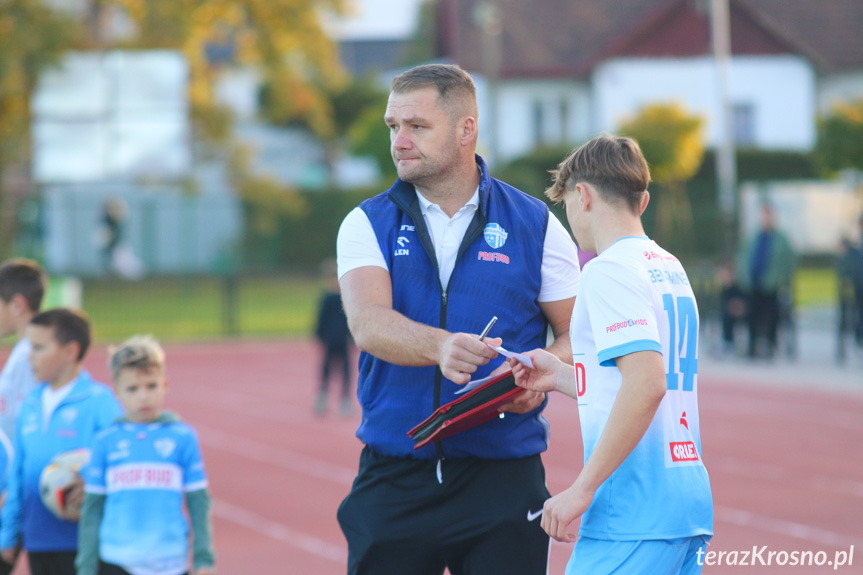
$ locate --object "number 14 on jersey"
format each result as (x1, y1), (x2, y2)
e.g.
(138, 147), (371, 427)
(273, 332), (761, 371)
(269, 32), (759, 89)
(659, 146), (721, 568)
(662, 294), (698, 392)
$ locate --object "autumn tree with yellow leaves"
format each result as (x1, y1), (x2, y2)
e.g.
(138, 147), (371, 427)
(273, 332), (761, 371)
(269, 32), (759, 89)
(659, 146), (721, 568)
(97, 0), (350, 235)
(1, 0), (352, 256)
(620, 102), (706, 248)
(815, 99), (863, 177)
(0, 0), (78, 256)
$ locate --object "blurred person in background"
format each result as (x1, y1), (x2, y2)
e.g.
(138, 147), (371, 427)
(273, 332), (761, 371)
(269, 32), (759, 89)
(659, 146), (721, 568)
(736, 203), (796, 359)
(838, 215), (863, 348)
(717, 262), (747, 356)
(0, 259), (46, 575)
(313, 258), (353, 417)
(98, 199), (126, 276)
(97, 199), (143, 280)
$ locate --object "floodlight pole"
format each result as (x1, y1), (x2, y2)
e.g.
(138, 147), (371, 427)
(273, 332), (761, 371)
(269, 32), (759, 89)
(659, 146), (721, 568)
(476, 0), (501, 168)
(711, 0), (738, 257)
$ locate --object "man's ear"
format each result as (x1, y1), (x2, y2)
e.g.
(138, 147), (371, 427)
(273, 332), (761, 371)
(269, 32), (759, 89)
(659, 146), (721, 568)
(459, 115), (477, 146)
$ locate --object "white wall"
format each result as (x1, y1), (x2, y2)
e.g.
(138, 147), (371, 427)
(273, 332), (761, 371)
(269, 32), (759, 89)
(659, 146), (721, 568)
(592, 55), (816, 150)
(475, 77), (591, 164)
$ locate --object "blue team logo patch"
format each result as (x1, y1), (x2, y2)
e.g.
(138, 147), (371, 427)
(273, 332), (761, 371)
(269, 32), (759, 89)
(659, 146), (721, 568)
(154, 438), (177, 458)
(484, 223), (508, 249)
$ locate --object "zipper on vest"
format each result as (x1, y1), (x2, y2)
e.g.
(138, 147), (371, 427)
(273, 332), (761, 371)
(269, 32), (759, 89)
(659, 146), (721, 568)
(434, 287), (448, 460)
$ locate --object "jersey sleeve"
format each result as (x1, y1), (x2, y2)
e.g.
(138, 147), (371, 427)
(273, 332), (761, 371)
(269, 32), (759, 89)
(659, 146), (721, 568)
(336, 207), (388, 279)
(583, 258), (662, 367)
(83, 433), (108, 495)
(538, 212), (581, 303)
(181, 427), (208, 492)
(0, 410), (26, 549)
(0, 428), (12, 492)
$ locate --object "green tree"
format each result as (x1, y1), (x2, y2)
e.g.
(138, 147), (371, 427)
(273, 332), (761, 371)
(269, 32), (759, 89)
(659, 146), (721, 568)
(348, 93), (396, 184)
(620, 103), (705, 250)
(0, 0), (78, 257)
(815, 100), (863, 177)
(403, 0), (439, 66)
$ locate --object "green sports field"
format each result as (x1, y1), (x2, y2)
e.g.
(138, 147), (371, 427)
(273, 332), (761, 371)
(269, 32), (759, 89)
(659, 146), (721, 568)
(74, 275), (323, 342)
(32, 267), (841, 343)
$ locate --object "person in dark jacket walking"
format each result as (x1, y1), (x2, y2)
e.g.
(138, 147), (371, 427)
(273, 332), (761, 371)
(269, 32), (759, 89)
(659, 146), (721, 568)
(313, 258), (353, 416)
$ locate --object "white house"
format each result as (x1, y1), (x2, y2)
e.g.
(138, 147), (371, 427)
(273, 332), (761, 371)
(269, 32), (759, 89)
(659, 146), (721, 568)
(437, 0), (863, 165)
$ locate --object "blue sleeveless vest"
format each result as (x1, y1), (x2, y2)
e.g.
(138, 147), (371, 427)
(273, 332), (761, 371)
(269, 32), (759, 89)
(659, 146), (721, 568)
(357, 155), (550, 459)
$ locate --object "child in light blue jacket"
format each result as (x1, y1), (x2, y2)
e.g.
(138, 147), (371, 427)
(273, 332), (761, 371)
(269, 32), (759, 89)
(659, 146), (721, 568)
(0, 309), (121, 574)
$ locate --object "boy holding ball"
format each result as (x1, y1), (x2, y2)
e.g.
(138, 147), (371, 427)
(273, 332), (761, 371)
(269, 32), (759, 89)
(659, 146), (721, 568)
(1, 309), (121, 575)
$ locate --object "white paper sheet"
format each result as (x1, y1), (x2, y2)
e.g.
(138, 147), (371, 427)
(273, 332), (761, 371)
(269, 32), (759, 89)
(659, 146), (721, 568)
(453, 346), (534, 395)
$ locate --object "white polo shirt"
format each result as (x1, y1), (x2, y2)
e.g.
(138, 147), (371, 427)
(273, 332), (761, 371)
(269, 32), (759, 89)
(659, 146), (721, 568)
(337, 187), (580, 301)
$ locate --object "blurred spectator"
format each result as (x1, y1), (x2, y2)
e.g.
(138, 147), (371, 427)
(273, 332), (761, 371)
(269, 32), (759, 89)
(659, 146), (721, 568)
(313, 258), (353, 417)
(97, 198), (144, 280)
(98, 198), (126, 274)
(717, 262), (747, 355)
(736, 203), (797, 359)
(838, 216), (863, 348)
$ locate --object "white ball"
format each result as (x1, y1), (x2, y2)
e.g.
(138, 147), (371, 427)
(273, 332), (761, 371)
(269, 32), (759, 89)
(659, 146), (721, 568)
(39, 448), (91, 519)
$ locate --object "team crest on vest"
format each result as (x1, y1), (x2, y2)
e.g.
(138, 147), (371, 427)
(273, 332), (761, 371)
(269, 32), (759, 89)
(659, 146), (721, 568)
(484, 223), (508, 249)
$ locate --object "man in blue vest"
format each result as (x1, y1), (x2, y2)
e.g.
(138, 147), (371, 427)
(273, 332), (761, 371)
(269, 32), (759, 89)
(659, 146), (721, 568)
(336, 64), (580, 574)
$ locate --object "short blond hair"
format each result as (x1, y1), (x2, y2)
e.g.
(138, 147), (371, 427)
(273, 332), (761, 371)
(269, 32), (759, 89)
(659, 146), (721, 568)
(546, 136), (651, 213)
(391, 64), (479, 121)
(109, 335), (166, 381)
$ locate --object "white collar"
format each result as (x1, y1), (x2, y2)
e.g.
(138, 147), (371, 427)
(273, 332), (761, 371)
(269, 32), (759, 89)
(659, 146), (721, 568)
(416, 186), (480, 216)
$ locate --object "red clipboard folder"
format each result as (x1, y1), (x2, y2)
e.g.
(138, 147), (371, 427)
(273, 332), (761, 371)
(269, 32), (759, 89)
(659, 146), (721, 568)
(407, 370), (521, 450)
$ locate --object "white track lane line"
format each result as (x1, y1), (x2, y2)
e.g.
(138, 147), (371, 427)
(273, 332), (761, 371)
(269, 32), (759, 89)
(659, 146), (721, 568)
(213, 500), (347, 563)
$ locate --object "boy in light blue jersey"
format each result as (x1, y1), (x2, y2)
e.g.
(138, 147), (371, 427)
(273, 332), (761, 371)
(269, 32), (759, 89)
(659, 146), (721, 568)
(0, 259), (47, 574)
(0, 259), (45, 441)
(511, 136), (713, 575)
(76, 335), (214, 575)
(1, 309), (122, 575)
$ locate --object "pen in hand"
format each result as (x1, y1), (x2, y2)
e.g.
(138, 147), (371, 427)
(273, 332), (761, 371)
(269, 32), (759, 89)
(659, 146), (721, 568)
(478, 316), (498, 342)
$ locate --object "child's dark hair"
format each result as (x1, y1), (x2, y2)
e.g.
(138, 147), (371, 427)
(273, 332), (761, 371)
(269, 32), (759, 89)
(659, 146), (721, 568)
(0, 259), (47, 312)
(30, 308), (91, 361)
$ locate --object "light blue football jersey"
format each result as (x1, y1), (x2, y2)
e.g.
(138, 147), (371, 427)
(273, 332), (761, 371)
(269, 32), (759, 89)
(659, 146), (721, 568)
(570, 237), (713, 541)
(84, 416), (208, 575)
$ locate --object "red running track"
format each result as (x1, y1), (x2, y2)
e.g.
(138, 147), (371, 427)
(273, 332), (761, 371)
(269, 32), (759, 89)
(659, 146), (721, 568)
(3, 340), (862, 574)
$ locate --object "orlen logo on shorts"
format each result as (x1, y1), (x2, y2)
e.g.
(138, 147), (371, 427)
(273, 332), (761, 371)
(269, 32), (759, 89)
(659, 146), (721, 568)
(669, 441), (699, 462)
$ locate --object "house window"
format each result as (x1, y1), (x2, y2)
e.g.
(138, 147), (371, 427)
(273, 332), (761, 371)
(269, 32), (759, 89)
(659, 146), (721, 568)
(559, 98), (569, 143)
(732, 103), (756, 147)
(532, 100), (545, 147)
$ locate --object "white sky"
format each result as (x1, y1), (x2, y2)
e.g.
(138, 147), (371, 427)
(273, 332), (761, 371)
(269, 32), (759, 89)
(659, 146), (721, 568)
(321, 0), (425, 41)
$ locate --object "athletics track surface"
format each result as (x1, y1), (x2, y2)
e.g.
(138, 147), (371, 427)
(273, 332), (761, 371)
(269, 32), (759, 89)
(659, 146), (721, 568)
(3, 340), (861, 574)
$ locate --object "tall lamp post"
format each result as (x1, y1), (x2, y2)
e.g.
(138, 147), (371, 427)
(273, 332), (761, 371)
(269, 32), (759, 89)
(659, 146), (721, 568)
(711, 0), (738, 258)
(475, 0), (502, 168)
